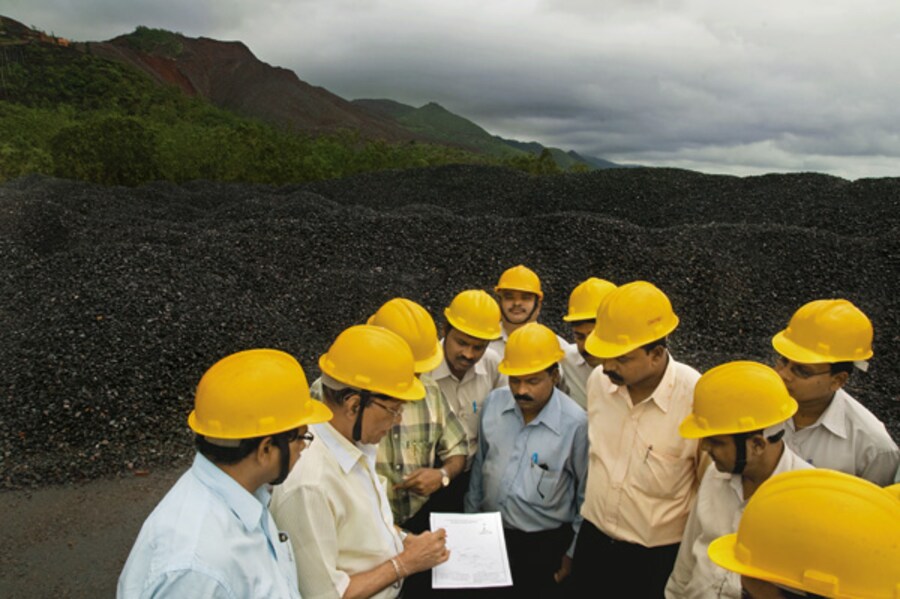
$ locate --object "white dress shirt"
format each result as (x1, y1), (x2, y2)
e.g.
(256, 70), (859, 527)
(271, 422), (404, 599)
(664, 445), (814, 599)
(581, 354), (702, 547)
(559, 342), (594, 410)
(783, 388), (899, 486)
(430, 347), (506, 463)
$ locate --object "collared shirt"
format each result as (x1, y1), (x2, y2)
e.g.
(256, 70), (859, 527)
(271, 422), (404, 599)
(430, 347), (506, 464)
(117, 453), (301, 599)
(465, 386), (588, 557)
(308, 375), (468, 523)
(664, 445), (814, 599)
(581, 354), (702, 547)
(783, 388), (899, 486)
(376, 374), (468, 523)
(559, 342), (594, 410)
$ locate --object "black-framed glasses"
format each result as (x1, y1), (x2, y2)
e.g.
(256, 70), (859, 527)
(284, 429), (315, 445)
(773, 355), (832, 380)
(371, 399), (404, 419)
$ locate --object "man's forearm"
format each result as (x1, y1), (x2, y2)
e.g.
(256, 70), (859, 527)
(441, 455), (466, 479)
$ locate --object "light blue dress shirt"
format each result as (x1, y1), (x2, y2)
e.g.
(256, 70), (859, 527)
(117, 453), (302, 599)
(465, 386), (589, 556)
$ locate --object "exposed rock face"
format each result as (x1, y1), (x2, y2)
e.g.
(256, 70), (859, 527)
(87, 33), (419, 141)
(1, 166), (898, 487)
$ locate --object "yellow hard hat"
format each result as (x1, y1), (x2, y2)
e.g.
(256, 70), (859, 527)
(318, 325), (426, 401)
(585, 281), (679, 358)
(499, 323), (565, 376)
(563, 278), (617, 322)
(444, 289), (502, 340)
(189, 349), (333, 439)
(367, 298), (443, 373)
(708, 469), (900, 599)
(885, 483), (900, 500)
(679, 361), (798, 439)
(772, 299), (873, 364)
(494, 264), (544, 299)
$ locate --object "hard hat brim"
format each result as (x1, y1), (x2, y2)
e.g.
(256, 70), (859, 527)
(445, 313), (502, 340)
(772, 330), (874, 364)
(584, 315), (679, 359)
(187, 398), (333, 439)
(319, 353), (427, 401)
(494, 285), (544, 300)
(707, 535), (805, 593)
(414, 344), (444, 374)
(562, 312), (595, 322)
(498, 349), (565, 377)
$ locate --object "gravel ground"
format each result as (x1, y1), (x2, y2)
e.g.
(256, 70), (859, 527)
(1, 165), (898, 489)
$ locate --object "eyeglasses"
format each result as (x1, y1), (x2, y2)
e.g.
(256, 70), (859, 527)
(371, 399), (404, 419)
(773, 355), (833, 380)
(284, 428), (315, 445)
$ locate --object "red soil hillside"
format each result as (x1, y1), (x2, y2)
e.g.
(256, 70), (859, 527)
(88, 32), (420, 142)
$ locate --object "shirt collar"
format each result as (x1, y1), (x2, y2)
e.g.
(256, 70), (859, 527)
(815, 388), (849, 439)
(431, 341), (488, 383)
(191, 452), (267, 533)
(500, 387), (563, 435)
(314, 421), (376, 475)
(605, 352), (677, 413)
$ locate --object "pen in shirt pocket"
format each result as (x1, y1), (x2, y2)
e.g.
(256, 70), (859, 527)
(531, 452), (548, 470)
(473, 400), (477, 414)
(644, 445), (653, 462)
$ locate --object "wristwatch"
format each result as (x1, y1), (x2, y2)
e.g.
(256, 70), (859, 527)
(439, 467), (450, 487)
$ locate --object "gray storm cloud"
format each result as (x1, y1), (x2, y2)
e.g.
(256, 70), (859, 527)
(7, 0), (900, 178)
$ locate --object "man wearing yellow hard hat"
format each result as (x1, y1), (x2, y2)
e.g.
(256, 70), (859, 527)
(708, 469), (900, 598)
(560, 277), (617, 409)
(572, 281), (703, 597)
(118, 349), (333, 598)
(489, 265), (568, 358)
(271, 325), (449, 599)
(665, 361), (813, 599)
(364, 299), (467, 534)
(428, 289), (507, 512)
(466, 323), (588, 596)
(772, 299), (898, 485)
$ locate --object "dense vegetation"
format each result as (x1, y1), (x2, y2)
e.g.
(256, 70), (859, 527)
(0, 30), (565, 185)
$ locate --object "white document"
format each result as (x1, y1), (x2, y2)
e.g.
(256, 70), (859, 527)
(429, 511), (513, 589)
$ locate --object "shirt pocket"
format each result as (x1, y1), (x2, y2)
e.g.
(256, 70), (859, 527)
(521, 463), (564, 506)
(631, 443), (693, 500)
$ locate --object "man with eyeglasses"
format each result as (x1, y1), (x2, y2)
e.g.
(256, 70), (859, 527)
(271, 325), (450, 599)
(118, 349), (333, 598)
(664, 361), (813, 599)
(772, 299), (898, 485)
(465, 323), (588, 598)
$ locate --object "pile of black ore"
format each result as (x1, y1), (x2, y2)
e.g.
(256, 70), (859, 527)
(1, 165), (897, 488)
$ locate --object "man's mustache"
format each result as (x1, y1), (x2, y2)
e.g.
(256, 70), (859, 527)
(514, 393), (535, 402)
(603, 370), (624, 384)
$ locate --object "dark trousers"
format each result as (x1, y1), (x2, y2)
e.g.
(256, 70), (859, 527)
(404, 524), (573, 599)
(571, 519), (679, 598)
(401, 471), (472, 598)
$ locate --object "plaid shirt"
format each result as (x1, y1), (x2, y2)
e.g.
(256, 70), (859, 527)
(309, 374), (467, 523)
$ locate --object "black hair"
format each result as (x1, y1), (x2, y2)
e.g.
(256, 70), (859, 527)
(830, 361), (854, 376)
(641, 337), (668, 353)
(322, 384), (357, 405)
(195, 434), (265, 465)
(568, 319), (595, 327)
(545, 363), (560, 375)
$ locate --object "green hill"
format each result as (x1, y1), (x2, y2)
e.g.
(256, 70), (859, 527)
(0, 18), (487, 185)
(355, 98), (625, 170)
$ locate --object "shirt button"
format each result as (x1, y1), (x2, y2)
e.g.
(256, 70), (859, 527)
(396, 464), (402, 471)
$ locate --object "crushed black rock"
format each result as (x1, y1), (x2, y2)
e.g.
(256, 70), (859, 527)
(1, 166), (898, 489)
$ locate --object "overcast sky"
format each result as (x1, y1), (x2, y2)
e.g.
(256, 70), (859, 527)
(8, 0), (900, 179)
